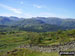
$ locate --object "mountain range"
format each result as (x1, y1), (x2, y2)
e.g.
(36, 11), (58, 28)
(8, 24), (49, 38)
(0, 16), (75, 32)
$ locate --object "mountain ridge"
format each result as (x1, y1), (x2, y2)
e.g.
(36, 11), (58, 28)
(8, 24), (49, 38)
(0, 16), (75, 32)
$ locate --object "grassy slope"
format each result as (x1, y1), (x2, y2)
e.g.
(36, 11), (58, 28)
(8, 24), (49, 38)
(0, 29), (75, 56)
(5, 48), (59, 56)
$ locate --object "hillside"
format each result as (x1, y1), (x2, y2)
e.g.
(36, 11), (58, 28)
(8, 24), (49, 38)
(0, 29), (75, 56)
(0, 16), (75, 56)
(0, 16), (75, 32)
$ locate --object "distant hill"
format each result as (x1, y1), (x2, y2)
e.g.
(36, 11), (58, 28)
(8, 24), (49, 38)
(32, 17), (75, 27)
(0, 16), (75, 32)
(0, 16), (24, 26)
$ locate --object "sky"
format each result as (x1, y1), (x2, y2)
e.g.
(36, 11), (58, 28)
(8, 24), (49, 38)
(0, 0), (74, 18)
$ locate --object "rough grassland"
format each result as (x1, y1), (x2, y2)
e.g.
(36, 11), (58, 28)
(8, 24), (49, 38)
(5, 48), (59, 56)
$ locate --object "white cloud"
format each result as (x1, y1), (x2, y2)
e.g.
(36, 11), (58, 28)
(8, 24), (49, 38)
(23, 13), (36, 18)
(23, 12), (58, 18)
(35, 12), (68, 18)
(0, 13), (16, 17)
(37, 12), (57, 17)
(33, 4), (43, 8)
(0, 3), (22, 14)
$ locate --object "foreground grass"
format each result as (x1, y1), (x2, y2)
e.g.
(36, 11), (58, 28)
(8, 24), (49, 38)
(5, 48), (59, 56)
(0, 29), (75, 56)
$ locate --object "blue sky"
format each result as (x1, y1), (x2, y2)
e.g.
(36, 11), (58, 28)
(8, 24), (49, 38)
(0, 0), (74, 18)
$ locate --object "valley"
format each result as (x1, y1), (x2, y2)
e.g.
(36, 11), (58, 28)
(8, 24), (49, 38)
(0, 16), (75, 56)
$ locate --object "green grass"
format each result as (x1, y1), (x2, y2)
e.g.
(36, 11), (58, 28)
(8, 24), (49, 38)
(5, 48), (59, 56)
(0, 29), (75, 56)
(0, 33), (27, 52)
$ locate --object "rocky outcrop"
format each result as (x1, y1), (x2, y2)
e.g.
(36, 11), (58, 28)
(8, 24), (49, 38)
(18, 41), (75, 52)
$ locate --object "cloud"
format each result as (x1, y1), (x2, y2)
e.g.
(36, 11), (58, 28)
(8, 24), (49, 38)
(23, 12), (58, 18)
(23, 13), (36, 18)
(37, 12), (57, 17)
(36, 12), (68, 18)
(33, 4), (43, 8)
(0, 3), (22, 14)
(0, 13), (17, 17)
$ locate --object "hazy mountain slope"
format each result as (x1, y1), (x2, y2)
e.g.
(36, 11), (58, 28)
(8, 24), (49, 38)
(34, 17), (63, 25)
(0, 16), (24, 26)
(0, 16), (12, 25)
(15, 18), (63, 32)
(33, 17), (75, 27)
(0, 16), (75, 32)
